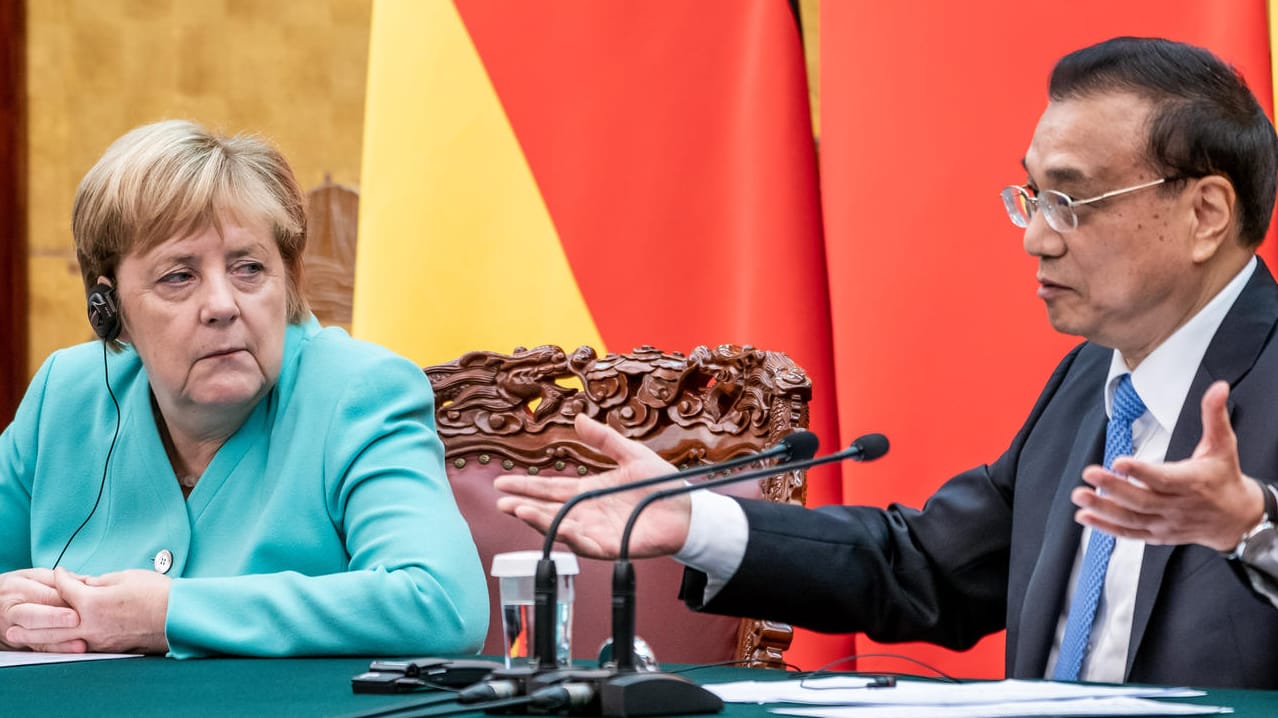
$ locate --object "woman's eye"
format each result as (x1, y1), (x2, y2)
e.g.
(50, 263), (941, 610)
(159, 271), (193, 284)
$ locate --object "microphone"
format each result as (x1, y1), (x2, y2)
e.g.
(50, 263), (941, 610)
(529, 428), (819, 668)
(611, 432), (889, 675)
(465, 431), (831, 717)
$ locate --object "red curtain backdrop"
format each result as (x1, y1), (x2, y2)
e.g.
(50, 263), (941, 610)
(821, 0), (1274, 679)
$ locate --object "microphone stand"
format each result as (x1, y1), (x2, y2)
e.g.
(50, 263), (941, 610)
(598, 433), (889, 717)
(528, 430), (817, 669)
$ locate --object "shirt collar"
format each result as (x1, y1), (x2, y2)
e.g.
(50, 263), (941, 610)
(1105, 257), (1256, 428)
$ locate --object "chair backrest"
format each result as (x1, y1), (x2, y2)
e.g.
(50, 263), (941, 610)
(425, 343), (812, 668)
(302, 177), (359, 331)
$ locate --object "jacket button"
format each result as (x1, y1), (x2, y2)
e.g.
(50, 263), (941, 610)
(153, 549), (174, 574)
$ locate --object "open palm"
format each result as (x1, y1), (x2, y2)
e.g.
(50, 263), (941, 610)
(494, 413), (694, 560)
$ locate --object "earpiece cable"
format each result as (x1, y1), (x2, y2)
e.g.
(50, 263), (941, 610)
(52, 341), (121, 569)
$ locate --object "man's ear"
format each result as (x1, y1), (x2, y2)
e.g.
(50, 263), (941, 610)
(1189, 175), (1238, 264)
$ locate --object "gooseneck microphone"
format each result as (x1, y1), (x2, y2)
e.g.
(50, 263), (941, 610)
(346, 437), (826, 716)
(530, 429), (819, 667)
(436, 430), (836, 718)
(611, 433), (889, 673)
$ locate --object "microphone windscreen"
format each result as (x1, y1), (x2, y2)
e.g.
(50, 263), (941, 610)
(852, 433), (890, 461)
(783, 430), (820, 462)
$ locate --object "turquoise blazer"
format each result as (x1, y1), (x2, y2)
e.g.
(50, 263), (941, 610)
(0, 317), (488, 658)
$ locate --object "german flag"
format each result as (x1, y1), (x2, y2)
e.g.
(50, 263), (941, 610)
(353, 0), (844, 668)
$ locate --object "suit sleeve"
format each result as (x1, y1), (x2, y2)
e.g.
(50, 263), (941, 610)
(164, 354), (489, 658)
(682, 344), (1086, 651)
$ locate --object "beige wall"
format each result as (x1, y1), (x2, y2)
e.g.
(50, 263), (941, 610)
(25, 0), (372, 376)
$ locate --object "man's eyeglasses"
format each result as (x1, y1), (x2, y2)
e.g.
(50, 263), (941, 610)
(1000, 177), (1178, 233)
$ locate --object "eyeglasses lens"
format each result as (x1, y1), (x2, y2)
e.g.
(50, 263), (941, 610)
(1002, 187), (1032, 228)
(1039, 190), (1076, 232)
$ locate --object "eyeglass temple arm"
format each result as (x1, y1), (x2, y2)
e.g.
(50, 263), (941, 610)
(1073, 177), (1170, 205)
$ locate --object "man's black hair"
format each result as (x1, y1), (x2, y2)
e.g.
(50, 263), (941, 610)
(1050, 36), (1278, 246)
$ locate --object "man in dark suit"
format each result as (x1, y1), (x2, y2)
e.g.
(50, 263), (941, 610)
(495, 37), (1278, 688)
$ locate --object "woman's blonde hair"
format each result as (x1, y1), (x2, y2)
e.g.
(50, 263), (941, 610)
(72, 119), (309, 326)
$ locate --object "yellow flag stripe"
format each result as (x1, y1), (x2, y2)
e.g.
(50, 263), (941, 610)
(1271, 0), (1278, 112)
(353, 0), (605, 365)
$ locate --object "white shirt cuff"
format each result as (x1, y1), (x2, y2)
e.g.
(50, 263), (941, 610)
(674, 489), (748, 600)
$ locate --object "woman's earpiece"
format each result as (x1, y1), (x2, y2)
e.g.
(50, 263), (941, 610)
(87, 282), (121, 342)
(57, 282), (124, 568)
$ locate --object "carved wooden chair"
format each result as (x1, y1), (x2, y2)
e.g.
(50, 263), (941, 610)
(425, 344), (812, 669)
(302, 177), (359, 331)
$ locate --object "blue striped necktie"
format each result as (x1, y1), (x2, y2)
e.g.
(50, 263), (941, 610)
(1052, 373), (1146, 681)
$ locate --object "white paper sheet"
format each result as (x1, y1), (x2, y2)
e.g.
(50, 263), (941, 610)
(771, 696), (1229, 717)
(704, 677), (1203, 706)
(0, 650), (142, 668)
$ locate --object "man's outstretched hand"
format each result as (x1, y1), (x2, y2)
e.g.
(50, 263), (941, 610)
(495, 413), (693, 560)
(1073, 380), (1265, 551)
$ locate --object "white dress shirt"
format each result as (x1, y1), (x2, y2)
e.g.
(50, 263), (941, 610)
(676, 257), (1257, 682)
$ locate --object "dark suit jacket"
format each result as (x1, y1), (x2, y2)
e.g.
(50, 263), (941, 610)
(683, 259), (1278, 689)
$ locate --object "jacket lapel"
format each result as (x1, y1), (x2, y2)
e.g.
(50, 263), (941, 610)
(1125, 259), (1278, 678)
(1014, 401), (1106, 678)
